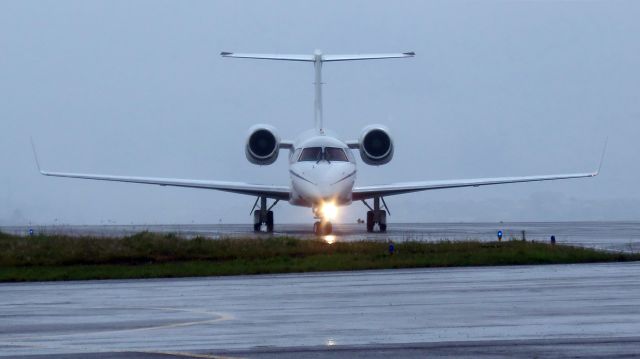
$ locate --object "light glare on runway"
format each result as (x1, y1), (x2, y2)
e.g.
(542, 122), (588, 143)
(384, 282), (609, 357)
(323, 235), (336, 244)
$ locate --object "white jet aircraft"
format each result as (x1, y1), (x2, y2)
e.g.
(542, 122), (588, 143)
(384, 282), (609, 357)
(34, 50), (602, 235)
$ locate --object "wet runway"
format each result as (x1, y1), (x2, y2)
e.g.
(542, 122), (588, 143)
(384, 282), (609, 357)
(4, 221), (640, 252)
(2, 262), (640, 358)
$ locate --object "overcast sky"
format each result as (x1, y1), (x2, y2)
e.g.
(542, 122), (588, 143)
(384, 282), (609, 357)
(1, 1), (639, 225)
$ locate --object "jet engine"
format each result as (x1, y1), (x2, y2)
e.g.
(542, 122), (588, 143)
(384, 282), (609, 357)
(358, 125), (394, 165)
(245, 125), (281, 165)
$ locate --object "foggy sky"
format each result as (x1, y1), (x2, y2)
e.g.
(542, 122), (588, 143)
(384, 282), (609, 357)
(1, 1), (639, 225)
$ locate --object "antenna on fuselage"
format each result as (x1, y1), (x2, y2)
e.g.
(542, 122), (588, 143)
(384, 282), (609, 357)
(221, 50), (415, 135)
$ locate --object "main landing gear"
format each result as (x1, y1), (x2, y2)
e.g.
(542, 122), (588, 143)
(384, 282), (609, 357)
(363, 196), (389, 233)
(251, 196), (278, 233)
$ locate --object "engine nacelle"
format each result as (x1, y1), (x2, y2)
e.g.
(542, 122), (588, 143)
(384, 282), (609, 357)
(245, 125), (280, 165)
(358, 125), (394, 165)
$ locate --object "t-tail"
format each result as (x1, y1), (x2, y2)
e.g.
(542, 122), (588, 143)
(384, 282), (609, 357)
(221, 50), (415, 134)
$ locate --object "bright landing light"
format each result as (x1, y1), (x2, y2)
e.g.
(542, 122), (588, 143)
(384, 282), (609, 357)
(321, 202), (338, 221)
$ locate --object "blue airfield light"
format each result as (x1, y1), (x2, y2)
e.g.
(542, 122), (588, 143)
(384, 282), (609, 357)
(497, 230), (503, 241)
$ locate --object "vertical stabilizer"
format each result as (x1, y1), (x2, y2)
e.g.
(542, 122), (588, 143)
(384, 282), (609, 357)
(313, 50), (324, 134)
(221, 51), (415, 134)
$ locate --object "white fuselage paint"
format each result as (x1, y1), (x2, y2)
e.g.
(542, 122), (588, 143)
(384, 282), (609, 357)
(288, 129), (356, 209)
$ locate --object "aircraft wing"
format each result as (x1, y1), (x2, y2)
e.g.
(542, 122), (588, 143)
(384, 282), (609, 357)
(352, 171), (598, 201)
(38, 170), (290, 200)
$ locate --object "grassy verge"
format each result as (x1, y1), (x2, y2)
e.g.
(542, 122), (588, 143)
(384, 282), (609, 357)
(1, 231), (638, 282)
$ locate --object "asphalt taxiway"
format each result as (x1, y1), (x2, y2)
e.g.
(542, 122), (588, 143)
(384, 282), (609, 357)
(1, 262), (640, 358)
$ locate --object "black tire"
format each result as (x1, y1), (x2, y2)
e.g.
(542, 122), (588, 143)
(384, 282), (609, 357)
(313, 221), (321, 236)
(266, 211), (274, 232)
(379, 210), (387, 232)
(253, 210), (262, 232)
(366, 211), (374, 232)
(324, 222), (333, 235)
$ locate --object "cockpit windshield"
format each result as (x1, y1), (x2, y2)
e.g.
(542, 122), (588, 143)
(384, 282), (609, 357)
(325, 147), (348, 162)
(298, 147), (349, 162)
(299, 147), (323, 161)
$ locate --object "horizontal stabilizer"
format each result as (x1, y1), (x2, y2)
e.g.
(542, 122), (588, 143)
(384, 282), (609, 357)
(220, 52), (315, 62)
(322, 52), (415, 62)
(220, 51), (415, 62)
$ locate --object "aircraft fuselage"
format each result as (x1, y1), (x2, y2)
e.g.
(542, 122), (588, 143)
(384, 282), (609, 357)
(288, 130), (356, 209)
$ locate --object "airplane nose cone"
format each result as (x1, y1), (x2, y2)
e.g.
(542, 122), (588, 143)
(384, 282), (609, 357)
(316, 184), (336, 200)
(291, 162), (355, 203)
(316, 164), (354, 192)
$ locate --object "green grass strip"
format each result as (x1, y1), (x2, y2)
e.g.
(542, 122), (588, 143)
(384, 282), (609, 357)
(0, 231), (637, 282)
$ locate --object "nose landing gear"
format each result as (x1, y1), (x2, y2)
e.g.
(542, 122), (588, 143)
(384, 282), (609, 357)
(313, 221), (333, 236)
(312, 206), (333, 236)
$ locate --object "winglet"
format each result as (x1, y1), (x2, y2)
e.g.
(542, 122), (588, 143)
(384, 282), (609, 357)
(594, 137), (608, 176)
(29, 137), (44, 174)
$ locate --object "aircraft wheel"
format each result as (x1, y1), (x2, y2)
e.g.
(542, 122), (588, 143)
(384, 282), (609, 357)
(366, 211), (374, 232)
(266, 211), (274, 232)
(253, 210), (262, 232)
(313, 221), (322, 236)
(324, 222), (333, 235)
(378, 210), (387, 232)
